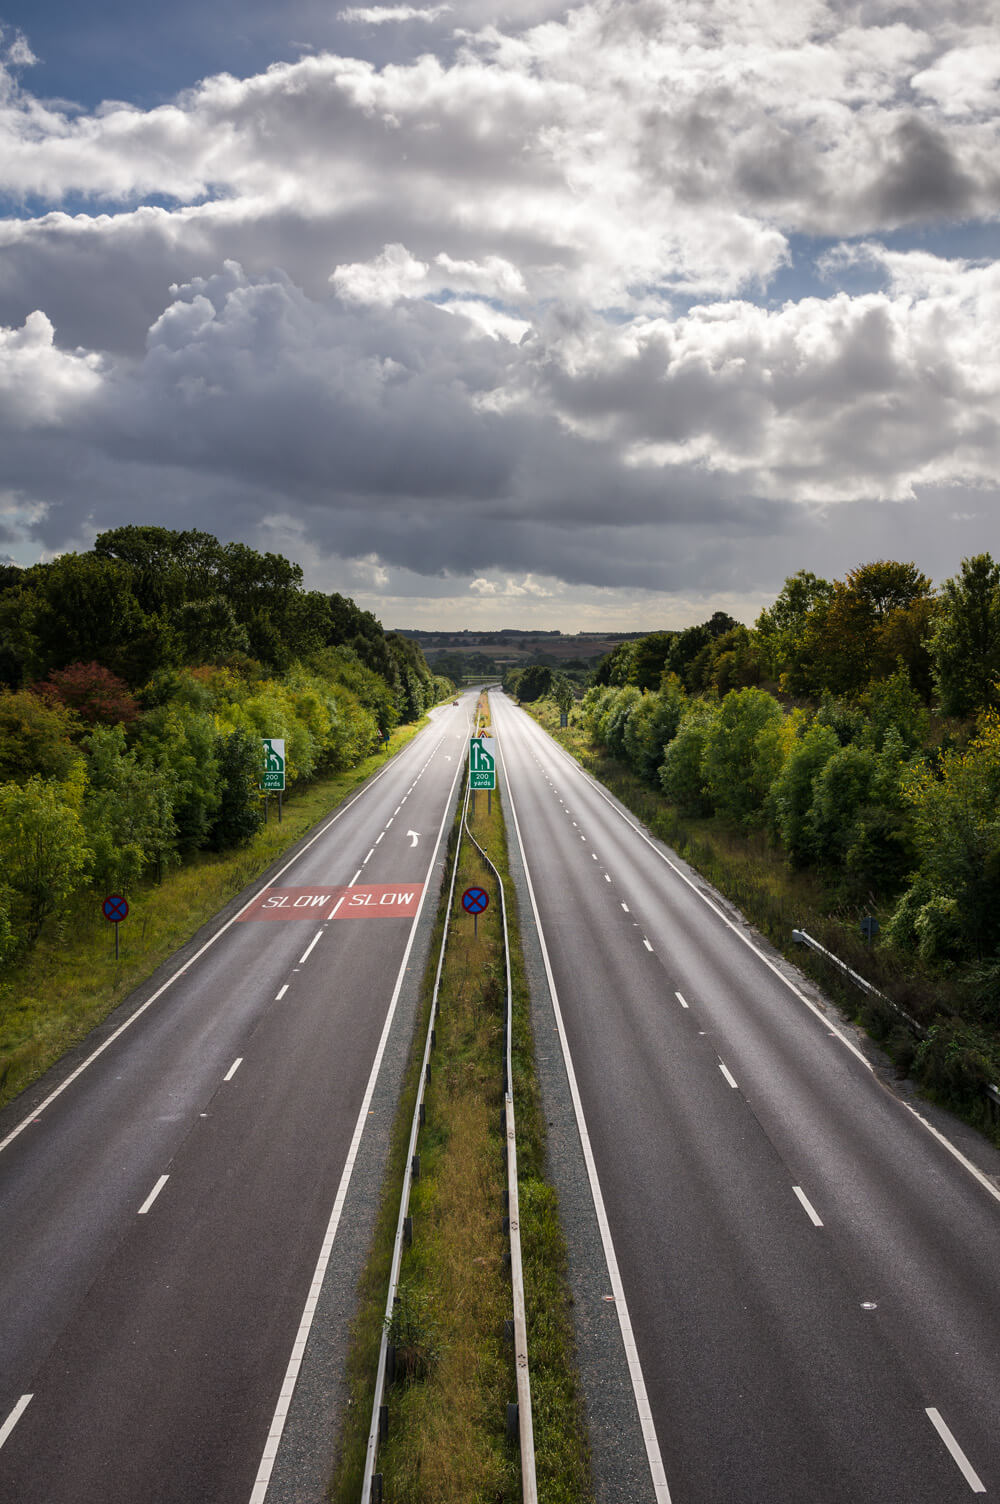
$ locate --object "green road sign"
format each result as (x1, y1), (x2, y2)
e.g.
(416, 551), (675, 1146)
(262, 737), (286, 791)
(469, 735), (496, 790)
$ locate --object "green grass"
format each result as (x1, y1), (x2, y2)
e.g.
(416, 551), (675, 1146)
(0, 717), (430, 1111)
(330, 697), (593, 1502)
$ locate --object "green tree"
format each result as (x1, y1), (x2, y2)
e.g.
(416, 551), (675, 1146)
(702, 688), (785, 825)
(930, 554), (1000, 718)
(207, 728), (264, 850)
(767, 719), (840, 865)
(83, 724), (177, 891)
(0, 690), (81, 781)
(516, 664), (553, 703)
(599, 685), (641, 759)
(658, 702), (718, 815)
(629, 633), (676, 692)
(137, 702), (221, 852)
(893, 712), (1000, 958)
(0, 771), (92, 941)
(807, 744), (879, 866)
(623, 679), (686, 782)
(755, 570), (834, 684)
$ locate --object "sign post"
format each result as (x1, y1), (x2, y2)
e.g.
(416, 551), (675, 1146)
(469, 735), (496, 813)
(462, 885), (490, 939)
(262, 738), (286, 822)
(102, 892), (129, 960)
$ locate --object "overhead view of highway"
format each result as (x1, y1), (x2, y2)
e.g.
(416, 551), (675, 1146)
(0, 698), (474, 1504)
(491, 690), (1000, 1504)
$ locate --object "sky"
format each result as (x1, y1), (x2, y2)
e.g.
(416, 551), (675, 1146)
(0, 0), (998, 631)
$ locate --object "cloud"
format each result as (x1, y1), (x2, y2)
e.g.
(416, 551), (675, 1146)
(0, 0), (997, 621)
(339, 5), (452, 23)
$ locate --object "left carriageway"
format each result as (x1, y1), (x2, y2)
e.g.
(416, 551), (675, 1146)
(0, 696), (474, 1504)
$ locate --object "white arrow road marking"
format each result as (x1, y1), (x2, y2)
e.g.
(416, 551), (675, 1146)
(407, 830), (420, 846)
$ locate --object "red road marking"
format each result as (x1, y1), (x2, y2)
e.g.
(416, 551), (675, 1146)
(239, 884), (423, 921)
(336, 884), (423, 918)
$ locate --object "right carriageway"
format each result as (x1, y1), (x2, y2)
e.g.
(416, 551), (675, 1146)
(490, 689), (1000, 1504)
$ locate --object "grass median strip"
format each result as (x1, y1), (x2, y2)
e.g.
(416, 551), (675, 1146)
(331, 715), (593, 1502)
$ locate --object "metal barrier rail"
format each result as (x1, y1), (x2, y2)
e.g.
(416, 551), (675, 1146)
(361, 718), (537, 1502)
(361, 780), (470, 1503)
(792, 927), (1000, 1126)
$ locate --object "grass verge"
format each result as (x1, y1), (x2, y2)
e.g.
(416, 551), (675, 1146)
(330, 698), (592, 1502)
(0, 717), (430, 1111)
(525, 699), (1000, 1147)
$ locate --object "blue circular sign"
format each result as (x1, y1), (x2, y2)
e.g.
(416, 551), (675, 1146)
(102, 893), (129, 923)
(462, 886), (489, 916)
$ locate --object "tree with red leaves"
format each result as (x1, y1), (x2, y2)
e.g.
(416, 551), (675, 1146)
(32, 662), (140, 728)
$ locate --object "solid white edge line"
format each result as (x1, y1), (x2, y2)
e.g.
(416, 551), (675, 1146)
(926, 1408), (986, 1493)
(0, 728), (444, 1159)
(138, 1174), (169, 1215)
(299, 929), (323, 965)
(792, 1185), (824, 1227)
(0, 1395), (32, 1451)
(718, 1061), (739, 1090)
(517, 708), (1000, 1212)
(495, 705), (672, 1504)
(224, 1058), (243, 1081)
(248, 737), (465, 1504)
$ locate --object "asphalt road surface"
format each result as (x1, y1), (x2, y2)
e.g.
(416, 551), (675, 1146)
(0, 698), (473, 1504)
(491, 691), (1000, 1504)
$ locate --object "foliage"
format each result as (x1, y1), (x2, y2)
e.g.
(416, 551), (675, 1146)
(515, 663), (554, 702)
(702, 687), (785, 825)
(930, 553), (1000, 717)
(82, 724), (177, 892)
(622, 678), (686, 782)
(207, 728), (265, 851)
(895, 711), (1000, 959)
(0, 772), (92, 941)
(658, 701), (718, 814)
(32, 662), (141, 728)
(0, 690), (81, 782)
(767, 719), (840, 864)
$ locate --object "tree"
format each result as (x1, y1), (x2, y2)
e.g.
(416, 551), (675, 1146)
(0, 690), (81, 781)
(32, 663), (140, 728)
(794, 561), (933, 696)
(930, 554), (1000, 718)
(658, 702), (718, 815)
(701, 688), (785, 825)
(83, 724), (177, 891)
(207, 728), (264, 850)
(20, 553), (151, 682)
(516, 664), (553, 703)
(767, 719), (840, 864)
(0, 772), (92, 941)
(623, 679), (686, 782)
(756, 570), (834, 684)
(893, 711), (1000, 958)
(629, 633), (676, 692)
(137, 702), (221, 852)
(591, 641), (636, 687)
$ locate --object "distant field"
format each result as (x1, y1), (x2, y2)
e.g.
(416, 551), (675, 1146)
(395, 628), (639, 665)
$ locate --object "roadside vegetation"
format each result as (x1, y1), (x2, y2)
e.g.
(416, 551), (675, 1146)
(510, 555), (1000, 1140)
(331, 696), (592, 1504)
(0, 524), (453, 1108)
